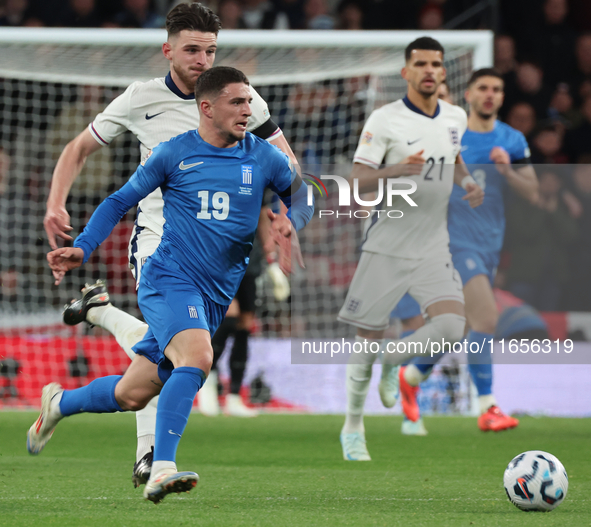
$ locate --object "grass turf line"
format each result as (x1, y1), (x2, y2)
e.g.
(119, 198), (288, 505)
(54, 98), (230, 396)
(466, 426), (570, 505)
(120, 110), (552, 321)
(1, 413), (589, 526)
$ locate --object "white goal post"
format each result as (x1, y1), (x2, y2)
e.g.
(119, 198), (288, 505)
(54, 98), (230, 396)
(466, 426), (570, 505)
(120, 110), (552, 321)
(0, 28), (493, 86)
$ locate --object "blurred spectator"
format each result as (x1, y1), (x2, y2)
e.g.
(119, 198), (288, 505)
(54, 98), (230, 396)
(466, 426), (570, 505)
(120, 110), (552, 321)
(505, 102), (536, 139)
(530, 125), (568, 164)
(494, 35), (518, 119)
(303, 0), (333, 30)
(568, 34), (591, 106)
(417, 3), (443, 31)
(275, 0), (305, 29)
(494, 35), (517, 76)
(218, 0), (246, 29)
(336, 0), (363, 30)
(521, 0), (575, 87)
(503, 61), (552, 120)
(240, 0), (289, 29)
(0, 0), (32, 26)
(548, 82), (582, 129)
(504, 171), (578, 311)
(564, 96), (591, 161)
(60, 0), (104, 27)
(112, 0), (165, 28)
(566, 161), (591, 310)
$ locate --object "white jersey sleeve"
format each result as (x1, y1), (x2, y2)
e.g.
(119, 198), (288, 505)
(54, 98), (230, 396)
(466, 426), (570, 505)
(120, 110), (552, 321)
(353, 109), (392, 168)
(88, 82), (139, 146)
(248, 85), (283, 141)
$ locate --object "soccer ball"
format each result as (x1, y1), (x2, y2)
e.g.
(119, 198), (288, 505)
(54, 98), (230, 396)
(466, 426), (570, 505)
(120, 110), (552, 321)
(503, 450), (568, 512)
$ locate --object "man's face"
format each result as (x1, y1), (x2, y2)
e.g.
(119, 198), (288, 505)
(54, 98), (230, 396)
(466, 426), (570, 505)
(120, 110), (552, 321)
(466, 76), (504, 119)
(207, 83), (252, 143)
(402, 49), (446, 97)
(164, 30), (217, 91)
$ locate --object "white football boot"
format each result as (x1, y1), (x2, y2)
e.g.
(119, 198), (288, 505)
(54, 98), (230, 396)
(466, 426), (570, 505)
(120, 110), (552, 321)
(27, 383), (64, 455)
(340, 431), (371, 461)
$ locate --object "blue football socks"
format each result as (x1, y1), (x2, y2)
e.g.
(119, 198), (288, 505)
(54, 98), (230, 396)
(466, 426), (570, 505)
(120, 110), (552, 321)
(467, 330), (494, 396)
(153, 366), (206, 463)
(59, 375), (123, 416)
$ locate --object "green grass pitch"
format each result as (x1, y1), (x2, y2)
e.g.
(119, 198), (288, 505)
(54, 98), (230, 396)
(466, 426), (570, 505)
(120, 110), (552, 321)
(1, 412), (589, 526)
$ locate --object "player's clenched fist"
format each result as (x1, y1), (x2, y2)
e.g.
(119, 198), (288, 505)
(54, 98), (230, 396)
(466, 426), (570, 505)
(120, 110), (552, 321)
(47, 247), (84, 285)
(462, 182), (484, 208)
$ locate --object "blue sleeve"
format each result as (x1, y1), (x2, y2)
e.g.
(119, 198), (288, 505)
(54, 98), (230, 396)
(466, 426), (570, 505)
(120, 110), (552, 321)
(509, 131), (531, 164)
(73, 145), (169, 263)
(265, 146), (314, 231)
(73, 183), (144, 263)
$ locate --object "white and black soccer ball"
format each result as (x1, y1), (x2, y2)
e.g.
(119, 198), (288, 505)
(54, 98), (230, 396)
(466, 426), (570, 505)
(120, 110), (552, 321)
(503, 450), (568, 512)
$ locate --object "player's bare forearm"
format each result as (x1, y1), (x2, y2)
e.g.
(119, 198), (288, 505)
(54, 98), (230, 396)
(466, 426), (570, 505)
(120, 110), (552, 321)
(47, 247), (84, 285)
(351, 156), (424, 194)
(269, 134), (300, 173)
(453, 153), (471, 186)
(503, 165), (539, 203)
(45, 129), (103, 249)
(266, 208), (304, 274)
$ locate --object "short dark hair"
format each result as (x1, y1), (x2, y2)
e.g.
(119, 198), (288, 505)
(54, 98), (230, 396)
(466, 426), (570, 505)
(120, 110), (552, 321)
(194, 66), (250, 102)
(467, 67), (504, 88)
(405, 37), (444, 61)
(166, 2), (221, 38)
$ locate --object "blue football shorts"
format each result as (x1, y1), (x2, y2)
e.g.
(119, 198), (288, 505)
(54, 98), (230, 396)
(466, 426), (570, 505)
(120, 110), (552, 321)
(132, 255), (227, 383)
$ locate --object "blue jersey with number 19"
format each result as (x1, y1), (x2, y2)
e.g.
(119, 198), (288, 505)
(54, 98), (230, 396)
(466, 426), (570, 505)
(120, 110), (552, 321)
(448, 120), (530, 254)
(75, 130), (307, 305)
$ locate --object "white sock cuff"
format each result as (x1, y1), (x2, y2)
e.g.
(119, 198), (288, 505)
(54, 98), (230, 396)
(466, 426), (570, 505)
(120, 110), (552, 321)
(151, 460), (177, 478)
(478, 394), (497, 414)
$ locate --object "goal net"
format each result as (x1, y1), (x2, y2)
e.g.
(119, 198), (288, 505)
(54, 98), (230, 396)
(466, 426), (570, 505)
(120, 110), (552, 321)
(0, 28), (490, 412)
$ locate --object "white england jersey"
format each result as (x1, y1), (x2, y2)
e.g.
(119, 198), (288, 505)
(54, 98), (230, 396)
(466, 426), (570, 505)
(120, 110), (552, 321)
(354, 97), (467, 259)
(88, 73), (280, 236)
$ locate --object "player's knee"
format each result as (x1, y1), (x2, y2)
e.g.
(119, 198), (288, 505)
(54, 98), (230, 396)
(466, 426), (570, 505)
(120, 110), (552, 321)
(431, 313), (466, 343)
(116, 392), (149, 412)
(470, 311), (498, 334)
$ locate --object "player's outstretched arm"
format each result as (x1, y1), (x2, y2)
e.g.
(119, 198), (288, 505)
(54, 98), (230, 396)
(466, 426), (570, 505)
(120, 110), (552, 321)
(454, 153), (484, 208)
(351, 151), (425, 194)
(45, 129), (103, 249)
(48, 181), (146, 285)
(489, 147), (538, 203)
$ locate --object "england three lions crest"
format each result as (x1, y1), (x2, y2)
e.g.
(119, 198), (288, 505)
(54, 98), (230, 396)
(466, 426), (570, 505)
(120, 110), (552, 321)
(448, 127), (460, 147)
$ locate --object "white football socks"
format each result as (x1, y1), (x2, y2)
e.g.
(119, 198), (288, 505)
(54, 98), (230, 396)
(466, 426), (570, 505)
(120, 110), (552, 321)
(478, 394), (497, 414)
(151, 460), (177, 479)
(86, 304), (148, 360)
(342, 336), (382, 434)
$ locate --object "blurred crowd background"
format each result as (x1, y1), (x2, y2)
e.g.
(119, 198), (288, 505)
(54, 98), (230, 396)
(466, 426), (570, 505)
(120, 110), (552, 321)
(2, 0), (591, 316)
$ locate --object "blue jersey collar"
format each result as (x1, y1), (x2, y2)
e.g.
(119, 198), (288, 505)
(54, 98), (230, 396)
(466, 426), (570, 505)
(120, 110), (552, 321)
(403, 95), (440, 119)
(165, 72), (195, 100)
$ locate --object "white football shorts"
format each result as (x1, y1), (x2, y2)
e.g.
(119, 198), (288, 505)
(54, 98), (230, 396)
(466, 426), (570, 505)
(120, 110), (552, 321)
(337, 250), (464, 330)
(128, 225), (161, 287)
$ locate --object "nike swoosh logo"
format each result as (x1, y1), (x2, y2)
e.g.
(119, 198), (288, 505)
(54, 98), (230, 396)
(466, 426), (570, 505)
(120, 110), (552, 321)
(407, 138), (421, 145)
(179, 161), (204, 170)
(168, 429), (182, 437)
(461, 145), (469, 152)
(145, 111), (165, 120)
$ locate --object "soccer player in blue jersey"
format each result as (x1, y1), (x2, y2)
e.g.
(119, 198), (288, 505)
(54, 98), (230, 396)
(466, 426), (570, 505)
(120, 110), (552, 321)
(28, 66), (313, 503)
(394, 68), (538, 434)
